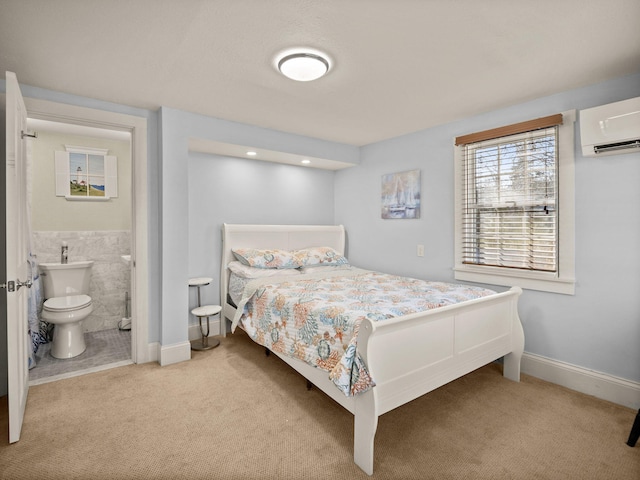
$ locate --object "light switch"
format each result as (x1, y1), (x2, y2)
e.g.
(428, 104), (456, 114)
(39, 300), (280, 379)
(417, 244), (424, 257)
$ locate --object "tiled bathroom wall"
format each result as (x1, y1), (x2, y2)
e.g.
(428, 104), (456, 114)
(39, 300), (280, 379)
(33, 230), (131, 332)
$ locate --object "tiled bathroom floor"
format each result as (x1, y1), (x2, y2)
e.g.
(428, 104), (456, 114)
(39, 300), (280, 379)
(29, 328), (132, 384)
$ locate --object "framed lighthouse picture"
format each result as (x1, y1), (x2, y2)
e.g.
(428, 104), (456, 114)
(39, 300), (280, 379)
(381, 169), (421, 219)
(55, 146), (118, 200)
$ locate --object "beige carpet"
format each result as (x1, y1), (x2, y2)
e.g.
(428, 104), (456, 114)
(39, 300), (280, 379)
(1, 331), (638, 479)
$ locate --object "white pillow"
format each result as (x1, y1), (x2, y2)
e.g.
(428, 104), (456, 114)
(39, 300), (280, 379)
(299, 264), (352, 274)
(228, 261), (302, 279)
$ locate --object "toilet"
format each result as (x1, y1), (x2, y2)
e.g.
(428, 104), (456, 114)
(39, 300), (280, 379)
(39, 260), (94, 359)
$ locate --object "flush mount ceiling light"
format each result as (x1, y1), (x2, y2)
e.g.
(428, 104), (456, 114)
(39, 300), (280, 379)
(277, 52), (330, 82)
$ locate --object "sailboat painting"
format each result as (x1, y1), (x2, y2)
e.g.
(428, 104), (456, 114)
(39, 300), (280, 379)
(381, 169), (421, 219)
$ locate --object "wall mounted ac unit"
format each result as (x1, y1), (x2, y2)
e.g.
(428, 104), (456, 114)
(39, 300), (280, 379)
(580, 96), (640, 157)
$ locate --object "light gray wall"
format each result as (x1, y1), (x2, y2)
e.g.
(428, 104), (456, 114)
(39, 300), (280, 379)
(159, 107), (357, 347)
(187, 152), (335, 308)
(335, 72), (640, 383)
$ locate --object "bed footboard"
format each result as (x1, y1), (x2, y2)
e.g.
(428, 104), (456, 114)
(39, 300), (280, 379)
(352, 286), (523, 475)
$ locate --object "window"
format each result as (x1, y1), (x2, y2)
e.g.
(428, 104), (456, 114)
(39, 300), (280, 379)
(55, 145), (118, 200)
(454, 111), (575, 294)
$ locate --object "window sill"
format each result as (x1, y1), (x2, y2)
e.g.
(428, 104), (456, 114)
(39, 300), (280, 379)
(454, 265), (575, 295)
(64, 195), (111, 202)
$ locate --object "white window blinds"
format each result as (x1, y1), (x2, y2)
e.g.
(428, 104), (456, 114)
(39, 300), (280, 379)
(457, 115), (562, 273)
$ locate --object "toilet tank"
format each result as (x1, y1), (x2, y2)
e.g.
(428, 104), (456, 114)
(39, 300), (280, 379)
(39, 260), (94, 298)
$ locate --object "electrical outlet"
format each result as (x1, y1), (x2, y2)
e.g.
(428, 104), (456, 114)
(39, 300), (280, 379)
(417, 244), (424, 257)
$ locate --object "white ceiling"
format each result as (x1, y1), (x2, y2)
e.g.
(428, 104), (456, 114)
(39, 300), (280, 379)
(2, 0), (639, 147)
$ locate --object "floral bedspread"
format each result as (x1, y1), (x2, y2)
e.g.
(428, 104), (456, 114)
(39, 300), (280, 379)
(231, 268), (496, 397)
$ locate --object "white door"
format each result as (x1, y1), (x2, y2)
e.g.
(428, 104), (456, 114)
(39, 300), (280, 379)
(5, 71), (32, 443)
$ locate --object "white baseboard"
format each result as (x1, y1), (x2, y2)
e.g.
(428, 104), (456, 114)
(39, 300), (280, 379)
(145, 320), (220, 367)
(188, 319), (221, 341)
(159, 341), (191, 366)
(521, 352), (640, 410)
(146, 342), (160, 363)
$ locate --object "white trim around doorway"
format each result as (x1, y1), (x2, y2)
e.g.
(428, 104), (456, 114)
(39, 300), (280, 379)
(24, 97), (150, 365)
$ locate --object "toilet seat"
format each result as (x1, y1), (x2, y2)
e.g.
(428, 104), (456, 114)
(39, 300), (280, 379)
(41, 296), (93, 359)
(44, 294), (92, 312)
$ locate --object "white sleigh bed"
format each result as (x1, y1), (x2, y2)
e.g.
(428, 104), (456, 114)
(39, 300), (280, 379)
(220, 223), (524, 475)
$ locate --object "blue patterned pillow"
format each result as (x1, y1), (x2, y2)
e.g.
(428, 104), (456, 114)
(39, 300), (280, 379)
(232, 248), (300, 269)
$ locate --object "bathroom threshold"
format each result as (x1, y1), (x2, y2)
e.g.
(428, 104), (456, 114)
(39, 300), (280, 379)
(29, 359), (134, 386)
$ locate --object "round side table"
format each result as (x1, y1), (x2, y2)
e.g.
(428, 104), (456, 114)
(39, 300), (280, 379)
(190, 305), (221, 351)
(189, 277), (213, 306)
(188, 277), (220, 351)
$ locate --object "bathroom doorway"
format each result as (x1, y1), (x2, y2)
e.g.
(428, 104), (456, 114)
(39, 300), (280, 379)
(22, 98), (149, 385)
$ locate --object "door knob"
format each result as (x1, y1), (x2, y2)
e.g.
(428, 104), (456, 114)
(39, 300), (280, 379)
(16, 279), (33, 290)
(1, 279), (33, 292)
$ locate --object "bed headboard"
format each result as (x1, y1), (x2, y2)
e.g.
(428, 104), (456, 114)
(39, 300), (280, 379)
(220, 223), (346, 314)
